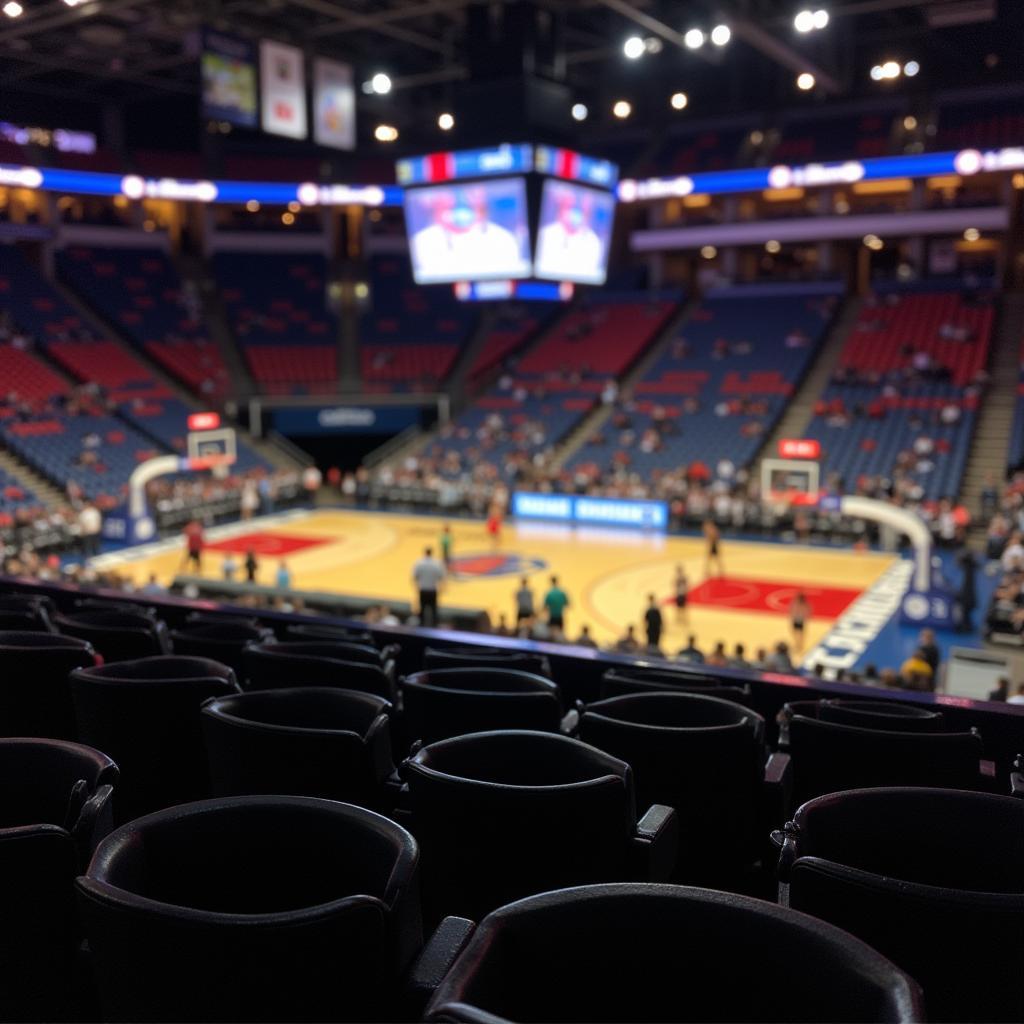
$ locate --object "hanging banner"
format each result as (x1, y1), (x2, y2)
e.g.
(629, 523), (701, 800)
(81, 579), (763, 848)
(260, 39), (308, 140)
(313, 57), (356, 151)
(201, 30), (258, 128)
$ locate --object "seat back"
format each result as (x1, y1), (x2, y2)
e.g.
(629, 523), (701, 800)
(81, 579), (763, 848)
(170, 622), (274, 677)
(787, 715), (984, 805)
(580, 693), (765, 879)
(0, 629), (97, 739)
(55, 609), (169, 661)
(601, 668), (754, 705)
(401, 669), (563, 744)
(201, 687), (394, 807)
(243, 643), (394, 700)
(424, 645), (551, 678)
(786, 698), (945, 733)
(0, 738), (118, 1021)
(70, 656), (238, 821)
(76, 796), (422, 1022)
(406, 730), (635, 922)
(425, 884), (923, 1023)
(783, 787), (1024, 1023)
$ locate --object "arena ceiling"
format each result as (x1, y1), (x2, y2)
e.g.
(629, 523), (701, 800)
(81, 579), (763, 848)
(0, 0), (1017, 148)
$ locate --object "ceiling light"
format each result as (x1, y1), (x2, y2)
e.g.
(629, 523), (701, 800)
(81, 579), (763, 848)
(282, 212), (295, 226)
(812, 9), (829, 29)
(765, 239), (781, 253)
(63, 0), (87, 6)
(963, 227), (980, 242)
(903, 115), (918, 131)
(287, 201), (301, 213)
(881, 60), (900, 79)
(701, 245), (717, 259)
(370, 72), (392, 95)
(863, 234), (883, 250)
(374, 124), (398, 142)
(438, 112), (454, 131)
(870, 65), (884, 81)
(3, 1), (23, 16)
(1013, 173), (1024, 190)
(750, 130), (764, 145)
(645, 37), (663, 54)
(245, 200), (260, 213)
(571, 103), (588, 122)
(794, 10), (815, 32)
(797, 72), (816, 90)
(903, 60), (920, 77)
(623, 35), (645, 59)
(670, 91), (688, 110)
(684, 28), (705, 49)
(711, 24), (731, 46)
(612, 100), (632, 119)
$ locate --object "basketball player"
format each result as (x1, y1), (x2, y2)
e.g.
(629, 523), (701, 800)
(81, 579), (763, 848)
(673, 564), (690, 625)
(180, 519), (204, 574)
(789, 591), (811, 654)
(703, 519), (723, 578)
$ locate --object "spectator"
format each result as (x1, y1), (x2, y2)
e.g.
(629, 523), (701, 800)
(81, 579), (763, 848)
(899, 648), (934, 691)
(222, 554), (238, 582)
(378, 605), (400, 627)
(731, 643), (749, 668)
(1008, 682), (1024, 706)
(244, 547), (259, 583)
(576, 624), (597, 648)
(514, 576), (535, 627)
(706, 642), (728, 668)
(139, 573), (164, 596)
(917, 628), (940, 677)
(276, 561), (292, 589)
(766, 642), (794, 672)
(77, 502), (102, 559)
(614, 625), (640, 654)
(987, 677), (1009, 702)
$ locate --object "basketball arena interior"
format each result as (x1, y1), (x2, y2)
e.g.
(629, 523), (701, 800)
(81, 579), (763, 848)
(1, 0), (1023, 1020)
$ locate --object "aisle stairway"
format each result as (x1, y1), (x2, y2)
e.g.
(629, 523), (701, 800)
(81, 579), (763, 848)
(0, 446), (66, 508)
(961, 291), (1024, 519)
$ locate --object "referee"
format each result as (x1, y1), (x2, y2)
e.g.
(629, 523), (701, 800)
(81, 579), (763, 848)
(412, 546), (445, 627)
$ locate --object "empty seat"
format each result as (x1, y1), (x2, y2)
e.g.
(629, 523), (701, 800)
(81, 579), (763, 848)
(284, 622), (377, 646)
(782, 711), (986, 808)
(76, 795), (423, 1022)
(423, 644), (551, 678)
(777, 787), (1024, 1022)
(422, 883), (923, 1023)
(243, 641), (395, 700)
(784, 698), (945, 732)
(601, 666), (753, 705)
(170, 621), (274, 677)
(0, 629), (97, 739)
(0, 594), (55, 631)
(403, 729), (676, 923)
(0, 738), (118, 1021)
(579, 692), (774, 883)
(401, 668), (566, 745)
(201, 687), (395, 808)
(55, 608), (170, 662)
(70, 656), (239, 821)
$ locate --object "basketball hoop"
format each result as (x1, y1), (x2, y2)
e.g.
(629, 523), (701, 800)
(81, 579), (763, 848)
(186, 426), (237, 480)
(761, 457), (820, 508)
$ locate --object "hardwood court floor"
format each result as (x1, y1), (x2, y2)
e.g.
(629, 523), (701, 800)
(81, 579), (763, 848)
(98, 508), (896, 658)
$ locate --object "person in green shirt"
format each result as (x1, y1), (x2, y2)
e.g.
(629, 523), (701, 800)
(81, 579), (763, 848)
(543, 575), (570, 632)
(440, 524), (453, 568)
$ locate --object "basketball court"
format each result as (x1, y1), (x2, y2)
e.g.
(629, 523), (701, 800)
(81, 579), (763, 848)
(93, 507), (898, 661)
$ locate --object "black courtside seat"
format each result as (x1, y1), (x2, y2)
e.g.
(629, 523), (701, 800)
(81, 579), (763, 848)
(54, 608), (170, 662)
(70, 656), (239, 822)
(423, 644), (551, 678)
(0, 629), (98, 739)
(76, 796), (423, 1023)
(201, 687), (396, 809)
(419, 883), (923, 1023)
(776, 786), (1024, 1023)
(243, 641), (396, 701)
(783, 698), (946, 732)
(401, 729), (677, 924)
(601, 665), (754, 705)
(0, 738), (118, 1021)
(169, 620), (274, 677)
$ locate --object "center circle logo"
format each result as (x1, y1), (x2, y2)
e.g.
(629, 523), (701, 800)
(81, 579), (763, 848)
(448, 552), (547, 580)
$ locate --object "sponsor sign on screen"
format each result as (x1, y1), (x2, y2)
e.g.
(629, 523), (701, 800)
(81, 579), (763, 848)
(313, 57), (355, 151)
(201, 30), (258, 128)
(260, 39), (308, 139)
(512, 492), (668, 531)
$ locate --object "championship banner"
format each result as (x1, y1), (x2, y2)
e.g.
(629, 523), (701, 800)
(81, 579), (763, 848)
(313, 57), (356, 151)
(201, 29), (258, 128)
(260, 39), (308, 139)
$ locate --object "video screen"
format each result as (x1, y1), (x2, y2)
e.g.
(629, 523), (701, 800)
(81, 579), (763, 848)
(404, 177), (532, 284)
(534, 179), (616, 285)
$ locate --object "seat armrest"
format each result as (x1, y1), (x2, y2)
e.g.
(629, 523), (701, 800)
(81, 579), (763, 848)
(1010, 755), (1024, 799)
(403, 916), (475, 1019)
(559, 705), (580, 736)
(631, 804), (678, 882)
(762, 751), (793, 830)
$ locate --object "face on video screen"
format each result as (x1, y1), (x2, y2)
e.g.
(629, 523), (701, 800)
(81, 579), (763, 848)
(404, 177), (532, 284)
(534, 180), (616, 285)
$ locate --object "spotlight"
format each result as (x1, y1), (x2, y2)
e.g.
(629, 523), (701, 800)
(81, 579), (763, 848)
(797, 72), (815, 91)
(963, 227), (980, 242)
(63, 0), (87, 5)
(438, 112), (454, 131)
(863, 234), (883, 250)
(3, 1), (23, 16)
(612, 100), (632, 119)
(571, 103), (588, 122)
(870, 65), (884, 81)
(374, 124), (398, 142)
(370, 72), (392, 95)
(881, 60), (900, 79)
(684, 28), (705, 49)
(1013, 173), (1024, 190)
(287, 201), (301, 213)
(903, 60), (919, 77)
(750, 130), (764, 145)
(903, 115), (918, 131)
(700, 245), (717, 259)
(245, 200), (260, 213)
(794, 10), (815, 32)
(711, 24), (731, 46)
(623, 35), (645, 59)
(354, 283), (369, 300)
(670, 92), (688, 110)
(765, 239), (781, 253)
(812, 9), (829, 29)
